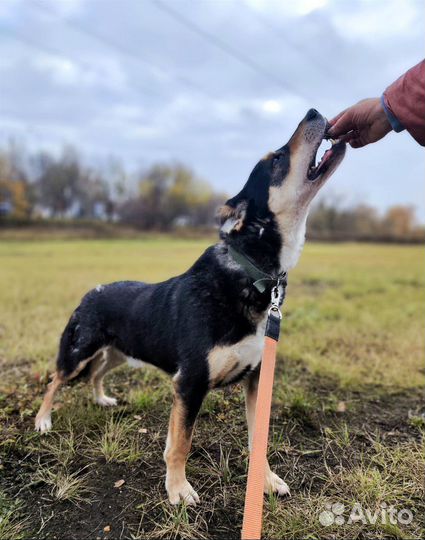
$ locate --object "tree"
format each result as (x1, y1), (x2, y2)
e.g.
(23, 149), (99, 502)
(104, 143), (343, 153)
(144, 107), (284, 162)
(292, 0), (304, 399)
(0, 147), (31, 218)
(119, 162), (226, 230)
(33, 145), (112, 219)
(352, 204), (379, 237)
(382, 206), (416, 239)
(34, 146), (81, 217)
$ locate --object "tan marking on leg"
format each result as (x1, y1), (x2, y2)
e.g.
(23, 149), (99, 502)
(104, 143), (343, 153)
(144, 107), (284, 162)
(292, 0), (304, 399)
(35, 371), (64, 433)
(164, 386), (199, 505)
(243, 371), (290, 496)
(91, 347), (125, 406)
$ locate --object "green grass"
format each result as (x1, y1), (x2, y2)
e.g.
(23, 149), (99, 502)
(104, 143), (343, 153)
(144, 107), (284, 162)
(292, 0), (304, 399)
(0, 238), (207, 374)
(0, 240), (423, 388)
(0, 492), (25, 540)
(281, 243), (425, 389)
(98, 415), (145, 463)
(0, 238), (424, 539)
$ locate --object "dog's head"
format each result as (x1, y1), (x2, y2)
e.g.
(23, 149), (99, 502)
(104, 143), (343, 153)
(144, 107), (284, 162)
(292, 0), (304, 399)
(219, 109), (346, 269)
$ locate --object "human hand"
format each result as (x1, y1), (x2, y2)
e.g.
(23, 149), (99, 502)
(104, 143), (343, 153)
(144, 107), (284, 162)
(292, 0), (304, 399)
(328, 97), (392, 148)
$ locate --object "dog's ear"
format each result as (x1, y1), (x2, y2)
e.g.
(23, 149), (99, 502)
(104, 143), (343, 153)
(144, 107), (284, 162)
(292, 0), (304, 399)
(217, 200), (248, 235)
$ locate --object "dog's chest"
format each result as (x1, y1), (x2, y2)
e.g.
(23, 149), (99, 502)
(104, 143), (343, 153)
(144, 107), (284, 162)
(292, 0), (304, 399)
(207, 315), (267, 388)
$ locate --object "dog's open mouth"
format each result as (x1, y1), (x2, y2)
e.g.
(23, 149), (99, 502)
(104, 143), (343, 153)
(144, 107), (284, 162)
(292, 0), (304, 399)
(307, 137), (344, 181)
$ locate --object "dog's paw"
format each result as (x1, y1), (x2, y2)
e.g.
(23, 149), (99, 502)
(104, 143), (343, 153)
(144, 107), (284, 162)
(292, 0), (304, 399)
(264, 470), (290, 497)
(96, 395), (118, 407)
(35, 414), (52, 433)
(167, 479), (200, 506)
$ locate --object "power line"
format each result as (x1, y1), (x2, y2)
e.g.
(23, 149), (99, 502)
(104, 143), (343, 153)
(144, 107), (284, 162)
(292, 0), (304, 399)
(152, 0), (309, 100)
(249, 8), (345, 82)
(2, 26), (158, 99)
(33, 0), (218, 100)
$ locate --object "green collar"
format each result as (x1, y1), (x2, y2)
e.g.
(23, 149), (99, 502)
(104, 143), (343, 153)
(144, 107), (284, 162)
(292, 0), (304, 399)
(228, 245), (287, 293)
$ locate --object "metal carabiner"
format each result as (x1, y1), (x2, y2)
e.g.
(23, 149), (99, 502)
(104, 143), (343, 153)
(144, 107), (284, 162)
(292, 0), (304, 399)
(268, 303), (282, 320)
(268, 284), (283, 319)
(271, 283), (284, 307)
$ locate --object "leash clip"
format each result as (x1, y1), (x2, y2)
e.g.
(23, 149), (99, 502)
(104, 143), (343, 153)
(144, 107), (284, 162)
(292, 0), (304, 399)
(268, 281), (284, 320)
(268, 304), (282, 320)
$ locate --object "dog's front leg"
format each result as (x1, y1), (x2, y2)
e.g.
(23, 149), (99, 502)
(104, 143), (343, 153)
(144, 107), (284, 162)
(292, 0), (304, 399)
(243, 368), (290, 496)
(164, 375), (206, 505)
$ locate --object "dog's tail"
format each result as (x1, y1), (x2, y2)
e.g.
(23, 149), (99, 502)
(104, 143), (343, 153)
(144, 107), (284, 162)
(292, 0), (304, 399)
(56, 307), (102, 382)
(35, 303), (104, 433)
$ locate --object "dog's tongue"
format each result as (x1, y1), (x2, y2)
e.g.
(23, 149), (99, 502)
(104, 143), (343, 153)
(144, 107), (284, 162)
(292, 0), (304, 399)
(316, 147), (333, 172)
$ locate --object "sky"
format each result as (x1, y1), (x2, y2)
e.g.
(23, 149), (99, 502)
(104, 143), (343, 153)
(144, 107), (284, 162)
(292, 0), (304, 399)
(0, 0), (424, 219)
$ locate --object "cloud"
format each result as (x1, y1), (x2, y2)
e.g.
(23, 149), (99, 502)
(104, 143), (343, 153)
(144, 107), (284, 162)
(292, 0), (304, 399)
(330, 0), (421, 40)
(42, 0), (85, 17)
(262, 100), (282, 114)
(0, 0), (18, 19)
(0, 0), (423, 220)
(30, 51), (127, 91)
(32, 53), (81, 86)
(246, 0), (329, 16)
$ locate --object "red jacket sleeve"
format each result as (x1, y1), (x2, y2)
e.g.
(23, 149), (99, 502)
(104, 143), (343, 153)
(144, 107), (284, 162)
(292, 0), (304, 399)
(383, 60), (425, 146)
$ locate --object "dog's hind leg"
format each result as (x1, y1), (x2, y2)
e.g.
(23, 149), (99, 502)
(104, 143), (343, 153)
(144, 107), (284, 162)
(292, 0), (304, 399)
(35, 371), (64, 433)
(164, 372), (208, 506)
(35, 351), (102, 433)
(35, 306), (107, 432)
(243, 368), (290, 496)
(91, 347), (126, 407)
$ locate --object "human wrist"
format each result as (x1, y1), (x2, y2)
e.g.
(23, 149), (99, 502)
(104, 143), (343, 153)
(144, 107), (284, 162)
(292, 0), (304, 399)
(380, 94), (404, 133)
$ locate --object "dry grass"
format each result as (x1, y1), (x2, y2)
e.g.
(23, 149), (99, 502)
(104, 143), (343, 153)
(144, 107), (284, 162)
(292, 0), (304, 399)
(33, 466), (92, 503)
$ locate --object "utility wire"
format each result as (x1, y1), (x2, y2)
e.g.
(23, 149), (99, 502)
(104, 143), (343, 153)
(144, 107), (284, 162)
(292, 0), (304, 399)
(33, 0), (218, 100)
(152, 0), (309, 100)
(249, 7), (345, 82)
(2, 26), (157, 98)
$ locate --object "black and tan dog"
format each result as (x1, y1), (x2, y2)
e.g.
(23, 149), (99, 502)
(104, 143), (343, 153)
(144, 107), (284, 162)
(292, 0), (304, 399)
(35, 109), (345, 505)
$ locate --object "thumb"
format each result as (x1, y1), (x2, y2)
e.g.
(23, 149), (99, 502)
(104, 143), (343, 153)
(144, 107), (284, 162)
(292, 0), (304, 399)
(328, 110), (355, 138)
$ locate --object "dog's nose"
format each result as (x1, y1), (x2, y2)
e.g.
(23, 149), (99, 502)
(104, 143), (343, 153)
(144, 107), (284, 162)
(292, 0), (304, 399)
(306, 108), (320, 121)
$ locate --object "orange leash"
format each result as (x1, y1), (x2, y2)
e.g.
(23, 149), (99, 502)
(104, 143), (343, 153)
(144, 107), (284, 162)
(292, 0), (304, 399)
(241, 335), (278, 540)
(241, 284), (284, 540)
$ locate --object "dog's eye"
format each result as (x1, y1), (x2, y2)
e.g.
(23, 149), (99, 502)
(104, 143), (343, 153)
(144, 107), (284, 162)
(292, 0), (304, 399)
(273, 154), (282, 166)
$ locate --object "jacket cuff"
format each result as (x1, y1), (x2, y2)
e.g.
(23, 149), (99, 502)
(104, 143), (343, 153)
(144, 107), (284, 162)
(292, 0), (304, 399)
(381, 94), (405, 133)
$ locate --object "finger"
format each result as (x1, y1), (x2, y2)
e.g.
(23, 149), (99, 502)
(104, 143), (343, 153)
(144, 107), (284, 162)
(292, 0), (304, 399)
(327, 111), (356, 137)
(349, 138), (367, 149)
(339, 131), (357, 143)
(328, 108), (347, 126)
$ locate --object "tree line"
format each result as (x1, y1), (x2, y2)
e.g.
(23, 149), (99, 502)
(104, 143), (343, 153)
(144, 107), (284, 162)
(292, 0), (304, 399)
(0, 141), (424, 241)
(0, 142), (225, 229)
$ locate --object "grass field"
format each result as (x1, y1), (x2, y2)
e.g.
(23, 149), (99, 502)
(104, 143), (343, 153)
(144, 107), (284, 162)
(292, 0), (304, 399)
(1, 238), (424, 539)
